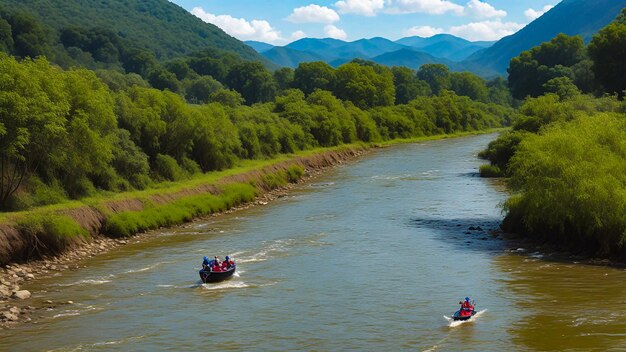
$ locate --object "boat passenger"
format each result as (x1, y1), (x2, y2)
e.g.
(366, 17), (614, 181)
(223, 256), (234, 269)
(212, 264), (222, 272)
(202, 256), (210, 270)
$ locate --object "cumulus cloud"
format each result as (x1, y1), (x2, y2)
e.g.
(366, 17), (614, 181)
(191, 7), (283, 43)
(464, 0), (506, 18)
(335, 0), (386, 16)
(291, 30), (307, 41)
(324, 25), (348, 39)
(448, 19), (523, 41)
(403, 25), (444, 37)
(524, 4), (554, 21)
(287, 4), (340, 24)
(386, 0), (464, 15)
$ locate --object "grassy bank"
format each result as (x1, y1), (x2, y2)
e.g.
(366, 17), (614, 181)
(0, 145), (360, 265)
(0, 130), (500, 265)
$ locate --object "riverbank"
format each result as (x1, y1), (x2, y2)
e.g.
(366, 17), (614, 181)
(0, 130), (504, 328)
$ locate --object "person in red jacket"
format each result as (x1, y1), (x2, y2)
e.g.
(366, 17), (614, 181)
(459, 297), (474, 316)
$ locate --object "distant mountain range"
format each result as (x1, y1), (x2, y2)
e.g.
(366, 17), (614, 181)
(246, 34), (492, 70)
(247, 0), (626, 76)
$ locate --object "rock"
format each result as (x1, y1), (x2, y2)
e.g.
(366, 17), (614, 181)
(476, 226), (483, 231)
(3, 312), (18, 321)
(67, 301), (73, 304)
(25, 274), (35, 280)
(0, 285), (10, 298)
(13, 290), (31, 300)
(468, 226), (476, 231)
(9, 307), (19, 315)
(44, 300), (52, 304)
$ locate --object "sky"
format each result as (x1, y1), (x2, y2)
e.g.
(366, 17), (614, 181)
(169, 0), (559, 45)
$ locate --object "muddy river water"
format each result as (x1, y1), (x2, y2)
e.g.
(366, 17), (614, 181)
(2, 134), (626, 351)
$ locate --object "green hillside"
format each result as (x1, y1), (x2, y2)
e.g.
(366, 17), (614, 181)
(0, 0), (264, 62)
(463, 0), (626, 75)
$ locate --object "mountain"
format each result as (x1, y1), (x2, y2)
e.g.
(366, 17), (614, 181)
(259, 35), (491, 68)
(261, 47), (326, 68)
(333, 37), (406, 58)
(463, 0), (626, 75)
(245, 41), (274, 53)
(286, 38), (347, 53)
(0, 0), (265, 62)
(369, 48), (457, 70)
(395, 34), (494, 61)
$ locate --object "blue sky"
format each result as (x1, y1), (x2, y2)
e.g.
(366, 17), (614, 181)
(169, 0), (558, 44)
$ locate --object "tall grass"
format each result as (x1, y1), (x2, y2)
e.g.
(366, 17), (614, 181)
(104, 183), (257, 237)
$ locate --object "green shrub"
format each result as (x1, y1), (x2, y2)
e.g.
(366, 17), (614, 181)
(153, 154), (187, 181)
(287, 165), (305, 183)
(479, 164), (502, 177)
(16, 214), (88, 255)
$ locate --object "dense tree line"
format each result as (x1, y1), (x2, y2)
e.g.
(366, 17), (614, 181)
(0, 52), (511, 211)
(508, 9), (626, 100)
(482, 9), (626, 258)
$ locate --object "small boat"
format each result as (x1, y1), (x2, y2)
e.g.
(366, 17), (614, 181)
(199, 260), (236, 283)
(452, 306), (476, 321)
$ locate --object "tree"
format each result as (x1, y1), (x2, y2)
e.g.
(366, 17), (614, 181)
(225, 62), (276, 104)
(450, 72), (488, 102)
(543, 77), (580, 100)
(187, 56), (227, 82)
(7, 11), (50, 58)
(392, 66), (430, 104)
(207, 89), (244, 107)
(0, 18), (13, 52)
(293, 61), (336, 95)
(508, 34), (585, 99)
(274, 67), (294, 91)
(165, 59), (191, 81)
(184, 76), (222, 103)
(147, 66), (180, 92)
(333, 62), (395, 109)
(588, 9), (626, 96)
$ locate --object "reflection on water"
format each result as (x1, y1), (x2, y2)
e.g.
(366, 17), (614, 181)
(1, 134), (625, 350)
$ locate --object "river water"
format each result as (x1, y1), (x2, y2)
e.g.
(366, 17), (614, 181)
(2, 134), (626, 351)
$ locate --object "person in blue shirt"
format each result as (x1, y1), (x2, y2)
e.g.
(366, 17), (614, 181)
(202, 256), (211, 271)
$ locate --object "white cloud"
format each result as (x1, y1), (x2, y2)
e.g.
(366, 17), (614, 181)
(287, 4), (340, 24)
(403, 25), (444, 37)
(324, 25), (348, 39)
(465, 0), (506, 18)
(386, 0), (464, 15)
(191, 7), (283, 43)
(335, 0), (386, 16)
(291, 30), (307, 40)
(524, 4), (554, 21)
(448, 19), (523, 41)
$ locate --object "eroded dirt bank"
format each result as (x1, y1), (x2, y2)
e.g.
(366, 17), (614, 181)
(0, 147), (369, 327)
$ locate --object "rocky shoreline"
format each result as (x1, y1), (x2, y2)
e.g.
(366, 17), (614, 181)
(0, 153), (362, 329)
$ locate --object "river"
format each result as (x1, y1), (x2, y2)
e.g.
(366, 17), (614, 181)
(2, 134), (626, 351)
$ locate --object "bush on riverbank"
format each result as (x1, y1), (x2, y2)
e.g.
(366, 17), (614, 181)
(503, 113), (626, 257)
(15, 215), (89, 257)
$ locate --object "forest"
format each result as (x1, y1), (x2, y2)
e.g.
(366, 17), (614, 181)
(480, 9), (626, 257)
(0, 7), (513, 212)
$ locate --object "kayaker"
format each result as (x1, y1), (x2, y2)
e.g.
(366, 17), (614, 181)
(459, 297), (474, 315)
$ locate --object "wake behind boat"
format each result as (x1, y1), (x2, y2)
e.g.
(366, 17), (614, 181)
(199, 256), (236, 283)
